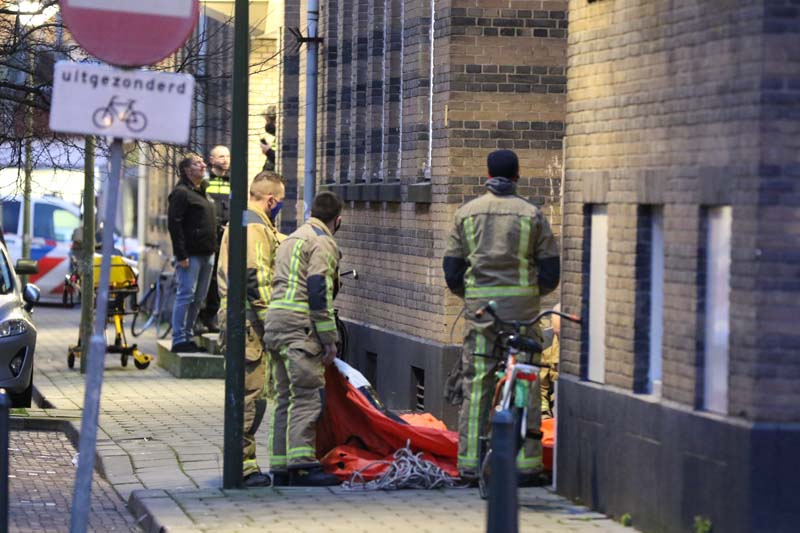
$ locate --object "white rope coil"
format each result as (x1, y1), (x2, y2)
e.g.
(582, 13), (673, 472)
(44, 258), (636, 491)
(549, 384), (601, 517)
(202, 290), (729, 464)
(342, 440), (458, 491)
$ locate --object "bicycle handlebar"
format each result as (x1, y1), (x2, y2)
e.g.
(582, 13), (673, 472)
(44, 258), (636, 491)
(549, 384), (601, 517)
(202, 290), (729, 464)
(474, 300), (581, 329)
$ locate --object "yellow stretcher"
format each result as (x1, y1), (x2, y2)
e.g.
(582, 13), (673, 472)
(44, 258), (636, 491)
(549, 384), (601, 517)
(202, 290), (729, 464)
(67, 255), (153, 370)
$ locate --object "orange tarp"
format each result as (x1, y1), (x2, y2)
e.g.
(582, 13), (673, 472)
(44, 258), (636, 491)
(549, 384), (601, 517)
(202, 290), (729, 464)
(317, 362), (557, 480)
(317, 364), (458, 480)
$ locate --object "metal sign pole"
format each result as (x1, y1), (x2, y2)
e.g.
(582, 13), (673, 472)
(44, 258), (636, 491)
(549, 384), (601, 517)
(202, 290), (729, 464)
(80, 135), (96, 375)
(222, 0), (248, 489)
(69, 138), (124, 533)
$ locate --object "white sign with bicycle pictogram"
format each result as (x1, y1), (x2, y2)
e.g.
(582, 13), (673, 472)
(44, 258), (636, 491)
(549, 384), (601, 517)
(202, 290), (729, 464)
(49, 61), (195, 144)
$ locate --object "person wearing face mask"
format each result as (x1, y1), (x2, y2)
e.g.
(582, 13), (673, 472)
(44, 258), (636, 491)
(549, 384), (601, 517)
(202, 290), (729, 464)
(216, 170), (285, 487)
(263, 191), (343, 487)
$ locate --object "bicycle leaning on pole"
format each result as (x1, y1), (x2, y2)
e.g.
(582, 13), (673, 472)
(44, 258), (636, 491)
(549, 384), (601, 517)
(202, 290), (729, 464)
(130, 244), (176, 339)
(472, 300), (581, 501)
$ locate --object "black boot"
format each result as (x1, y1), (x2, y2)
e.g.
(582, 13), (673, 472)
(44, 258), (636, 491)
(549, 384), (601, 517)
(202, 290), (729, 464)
(289, 465), (340, 487)
(270, 470), (289, 486)
(243, 471), (273, 487)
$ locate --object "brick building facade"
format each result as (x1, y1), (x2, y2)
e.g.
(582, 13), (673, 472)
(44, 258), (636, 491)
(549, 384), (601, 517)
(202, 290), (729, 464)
(557, 2), (800, 532)
(275, 0), (567, 422)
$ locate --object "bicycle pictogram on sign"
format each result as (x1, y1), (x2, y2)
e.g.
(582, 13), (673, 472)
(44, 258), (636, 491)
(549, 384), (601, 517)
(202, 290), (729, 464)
(92, 96), (148, 133)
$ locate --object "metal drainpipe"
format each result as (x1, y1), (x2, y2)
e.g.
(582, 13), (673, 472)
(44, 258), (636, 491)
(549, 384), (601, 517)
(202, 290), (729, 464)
(379, 0), (389, 181)
(425, 0), (435, 180)
(397, 0), (405, 179)
(196, 7), (208, 151)
(304, 0), (320, 220)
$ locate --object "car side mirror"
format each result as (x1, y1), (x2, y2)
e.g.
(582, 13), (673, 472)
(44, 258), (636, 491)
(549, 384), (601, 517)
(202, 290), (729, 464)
(22, 284), (40, 311)
(15, 259), (39, 275)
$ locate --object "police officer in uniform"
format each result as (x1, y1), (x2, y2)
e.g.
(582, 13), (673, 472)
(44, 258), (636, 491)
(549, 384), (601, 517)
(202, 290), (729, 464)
(443, 149), (560, 484)
(217, 171), (285, 487)
(198, 145), (231, 333)
(263, 191), (343, 487)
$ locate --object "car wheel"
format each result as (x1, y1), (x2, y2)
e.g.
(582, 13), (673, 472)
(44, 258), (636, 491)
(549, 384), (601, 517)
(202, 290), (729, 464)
(10, 378), (33, 408)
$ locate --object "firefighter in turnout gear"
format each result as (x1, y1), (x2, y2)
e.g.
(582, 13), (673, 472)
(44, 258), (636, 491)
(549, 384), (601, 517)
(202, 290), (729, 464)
(540, 303), (561, 418)
(443, 149), (561, 483)
(263, 191), (344, 487)
(217, 171), (285, 488)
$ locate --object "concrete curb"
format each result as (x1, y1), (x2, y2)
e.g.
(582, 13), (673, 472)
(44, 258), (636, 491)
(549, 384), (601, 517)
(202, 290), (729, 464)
(128, 490), (197, 533)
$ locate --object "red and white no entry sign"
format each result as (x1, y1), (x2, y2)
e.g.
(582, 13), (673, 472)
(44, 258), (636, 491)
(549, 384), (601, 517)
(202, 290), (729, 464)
(59, 0), (200, 67)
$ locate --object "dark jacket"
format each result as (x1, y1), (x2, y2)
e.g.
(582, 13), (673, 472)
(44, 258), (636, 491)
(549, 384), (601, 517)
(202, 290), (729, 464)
(167, 177), (217, 261)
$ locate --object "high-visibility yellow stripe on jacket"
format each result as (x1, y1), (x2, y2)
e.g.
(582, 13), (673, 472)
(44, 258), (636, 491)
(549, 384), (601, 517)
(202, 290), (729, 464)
(217, 203), (281, 325)
(443, 190), (559, 319)
(265, 217), (341, 347)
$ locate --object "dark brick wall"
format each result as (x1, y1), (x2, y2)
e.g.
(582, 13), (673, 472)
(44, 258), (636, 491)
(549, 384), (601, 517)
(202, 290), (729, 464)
(753, 0), (800, 422)
(558, 376), (800, 533)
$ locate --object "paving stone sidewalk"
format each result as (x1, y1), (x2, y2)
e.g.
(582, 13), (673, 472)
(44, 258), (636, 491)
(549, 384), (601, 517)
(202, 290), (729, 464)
(8, 429), (138, 532)
(30, 305), (634, 532)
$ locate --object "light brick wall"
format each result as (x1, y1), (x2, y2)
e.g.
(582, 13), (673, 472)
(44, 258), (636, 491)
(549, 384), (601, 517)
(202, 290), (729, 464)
(248, 38), (280, 183)
(563, 0), (799, 422)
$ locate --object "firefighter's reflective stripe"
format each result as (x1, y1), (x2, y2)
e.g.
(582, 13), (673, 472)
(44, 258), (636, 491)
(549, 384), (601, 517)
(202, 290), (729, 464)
(459, 333), (487, 470)
(285, 240), (304, 301)
(463, 216), (477, 287)
(518, 216), (531, 286)
(269, 299), (310, 313)
(314, 319), (336, 333)
(325, 253), (336, 315)
(465, 285), (538, 299)
(287, 446), (316, 459)
(256, 240), (270, 321)
(243, 458), (259, 476)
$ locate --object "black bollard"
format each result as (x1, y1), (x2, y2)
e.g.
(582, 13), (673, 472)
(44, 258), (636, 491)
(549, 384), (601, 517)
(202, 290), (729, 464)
(486, 408), (518, 533)
(0, 390), (9, 532)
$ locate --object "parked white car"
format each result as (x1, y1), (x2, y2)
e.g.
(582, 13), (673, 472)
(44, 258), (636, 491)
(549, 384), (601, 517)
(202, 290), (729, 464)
(0, 245), (40, 407)
(2, 195), (81, 303)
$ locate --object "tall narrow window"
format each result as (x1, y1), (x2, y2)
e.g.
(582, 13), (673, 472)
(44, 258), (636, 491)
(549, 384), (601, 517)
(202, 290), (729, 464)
(648, 209), (664, 395)
(588, 205), (608, 383)
(703, 207), (732, 414)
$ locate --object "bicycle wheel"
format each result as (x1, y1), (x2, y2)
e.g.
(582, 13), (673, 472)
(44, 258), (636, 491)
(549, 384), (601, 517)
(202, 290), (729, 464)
(478, 448), (492, 500)
(92, 107), (113, 129)
(131, 286), (157, 337)
(155, 287), (172, 339)
(126, 111), (148, 133)
(335, 313), (348, 358)
(157, 319), (172, 340)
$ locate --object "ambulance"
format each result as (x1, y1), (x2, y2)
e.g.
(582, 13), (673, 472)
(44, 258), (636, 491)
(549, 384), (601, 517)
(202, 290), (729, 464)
(2, 195), (81, 303)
